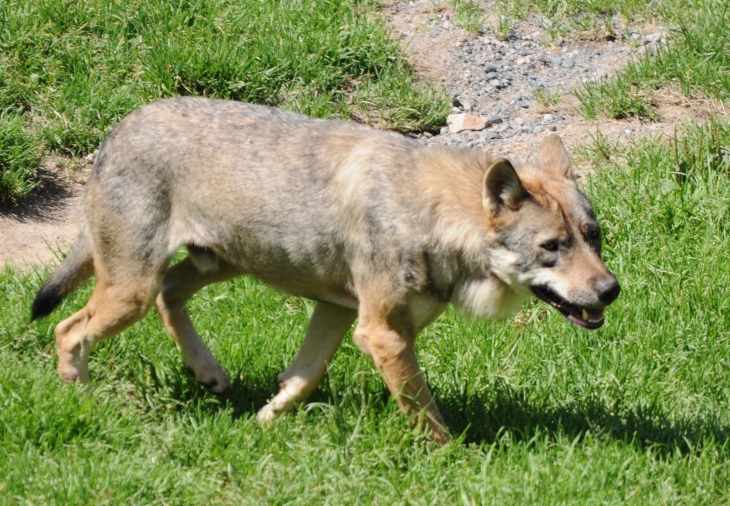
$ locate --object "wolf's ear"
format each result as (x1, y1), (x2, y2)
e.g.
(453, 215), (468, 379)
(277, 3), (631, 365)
(538, 134), (574, 179)
(483, 158), (527, 215)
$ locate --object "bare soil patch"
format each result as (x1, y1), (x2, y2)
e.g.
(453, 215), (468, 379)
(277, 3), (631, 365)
(384, 0), (723, 162)
(0, 159), (89, 268)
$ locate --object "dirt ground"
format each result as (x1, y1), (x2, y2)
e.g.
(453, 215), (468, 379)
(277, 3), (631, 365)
(1, 0), (726, 268)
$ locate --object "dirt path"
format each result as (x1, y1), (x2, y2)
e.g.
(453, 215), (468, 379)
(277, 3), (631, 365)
(385, 0), (723, 161)
(0, 0), (724, 268)
(0, 161), (89, 268)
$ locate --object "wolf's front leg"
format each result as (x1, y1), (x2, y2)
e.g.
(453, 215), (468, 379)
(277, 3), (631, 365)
(257, 301), (357, 423)
(353, 300), (450, 445)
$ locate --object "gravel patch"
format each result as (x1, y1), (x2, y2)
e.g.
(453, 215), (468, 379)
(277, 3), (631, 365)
(385, 0), (675, 159)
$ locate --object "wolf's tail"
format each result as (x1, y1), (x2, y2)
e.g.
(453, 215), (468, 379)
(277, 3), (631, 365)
(31, 223), (94, 321)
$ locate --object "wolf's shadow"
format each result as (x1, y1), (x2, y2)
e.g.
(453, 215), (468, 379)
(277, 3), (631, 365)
(434, 380), (730, 456)
(181, 370), (729, 456)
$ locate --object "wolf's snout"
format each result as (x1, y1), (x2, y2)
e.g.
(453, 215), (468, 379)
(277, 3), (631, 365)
(597, 277), (621, 305)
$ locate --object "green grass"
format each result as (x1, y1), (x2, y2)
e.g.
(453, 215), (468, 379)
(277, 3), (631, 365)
(0, 108), (42, 204)
(0, 0), (448, 204)
(451, 0), (485, 33)
(2, 119), (730, 503)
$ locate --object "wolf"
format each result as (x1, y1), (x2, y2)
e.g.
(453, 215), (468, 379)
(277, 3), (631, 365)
(31, 97), (620, 444)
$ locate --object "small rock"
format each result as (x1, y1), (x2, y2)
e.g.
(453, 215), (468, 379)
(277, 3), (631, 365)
(474, 54), (485, 66)
(484, 64), (498, 72)
(561, 58), (575, 69)
(485, 72), (498, 79)
(489, 115), (503, 124)
(624, 128), (635, 135)
(440, 127), (449, 135)
(429, 26), (440, 37)
(489, 79), (501, 87)
(543, 114), (554, 122)
(447, 113), (490, 134)
(513, 117), (526, 126)
(532, 126), (544, 134)
(548, 125), (557, 132)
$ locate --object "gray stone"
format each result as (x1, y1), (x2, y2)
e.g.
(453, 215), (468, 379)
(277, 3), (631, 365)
(429, 26), (440, 37)
(474, 54), (485, 66)
(542, 114), (554, 122)
(532, 126), (544, 134)
(486, 72), (498, 79)
(561, 58), (575, 68)
(489, 115), (503, 124)
(485, 64), (498, 72)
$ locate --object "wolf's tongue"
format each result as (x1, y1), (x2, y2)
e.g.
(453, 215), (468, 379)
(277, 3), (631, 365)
(585, 307), (605, 321)
(566, 307), (605, 329)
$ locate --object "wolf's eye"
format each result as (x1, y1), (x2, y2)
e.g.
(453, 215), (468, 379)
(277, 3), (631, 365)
(541, 240), (559, 252)
(586, 227), (600, 242)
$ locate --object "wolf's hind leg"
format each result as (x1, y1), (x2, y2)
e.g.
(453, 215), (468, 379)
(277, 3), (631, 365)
(155, 255), (242, 394)
(257, 301), (357, 423)
(55, 273), (161, 384)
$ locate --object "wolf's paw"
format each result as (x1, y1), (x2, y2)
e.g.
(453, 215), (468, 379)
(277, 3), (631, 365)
(185, 363), (231, 395)
(256, 402), (285, 425)
(57, 359), (90, 384)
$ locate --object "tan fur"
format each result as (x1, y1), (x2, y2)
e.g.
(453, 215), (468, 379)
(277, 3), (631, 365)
(32, 98), (620, 444)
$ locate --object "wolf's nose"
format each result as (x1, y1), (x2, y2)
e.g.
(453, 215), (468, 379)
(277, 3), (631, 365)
(597, 278), (621, 305)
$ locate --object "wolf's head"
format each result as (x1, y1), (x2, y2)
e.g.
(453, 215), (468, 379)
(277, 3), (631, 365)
(483, 134), (620, 329)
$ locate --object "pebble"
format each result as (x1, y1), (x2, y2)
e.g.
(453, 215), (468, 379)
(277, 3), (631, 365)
(447, 113), (490, 133)
(543, 114), (555, 122)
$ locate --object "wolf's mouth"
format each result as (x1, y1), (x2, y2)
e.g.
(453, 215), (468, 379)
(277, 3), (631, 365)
(531, 285), (605, 330)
